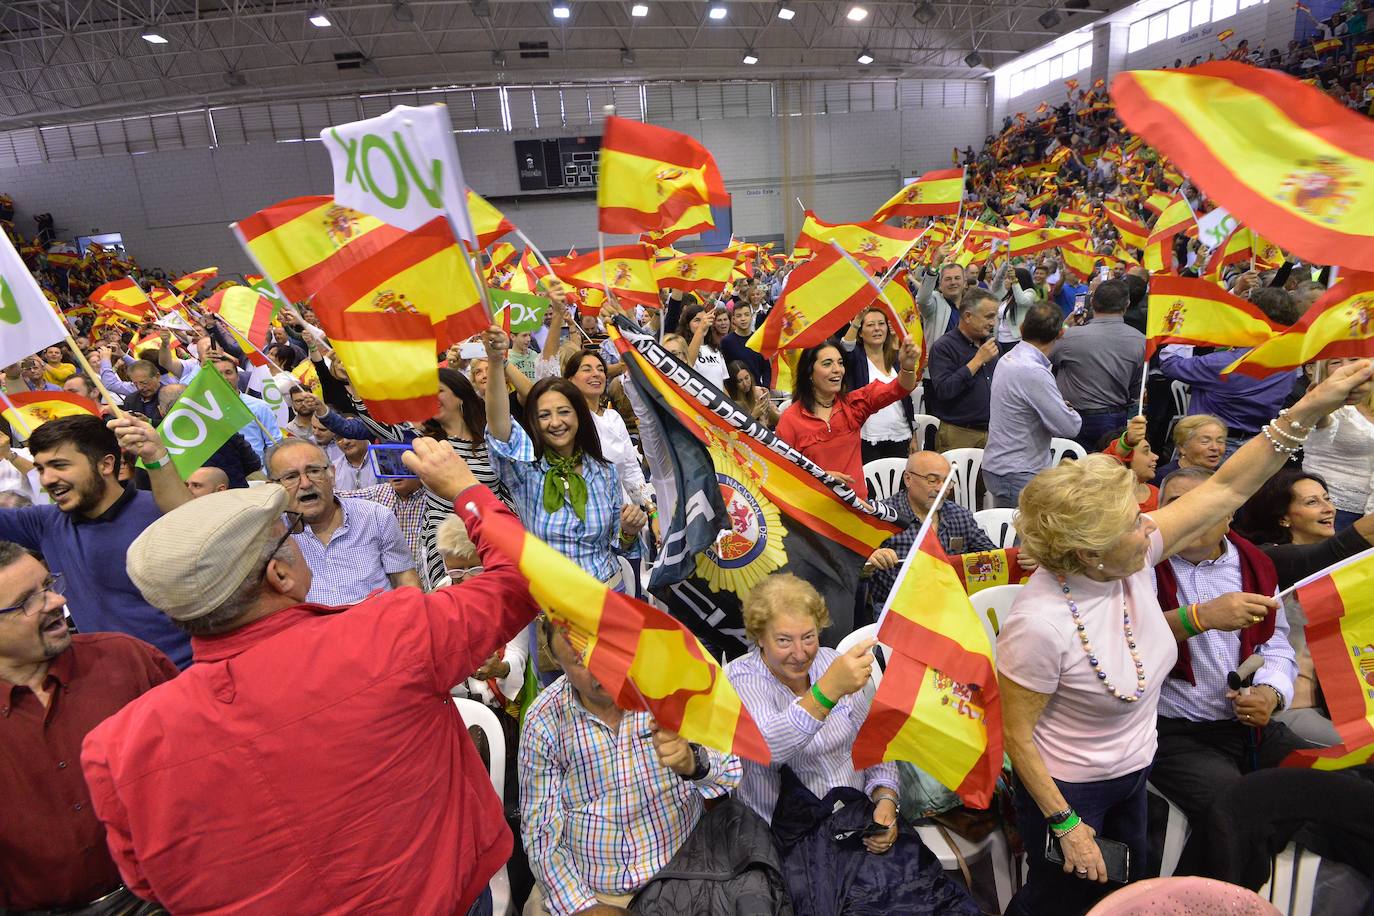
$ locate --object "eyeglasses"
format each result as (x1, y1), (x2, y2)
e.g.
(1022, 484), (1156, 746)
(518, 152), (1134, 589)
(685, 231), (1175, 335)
(272, 465), (332, 488)
(258, 514), (304, 583)
(0, 573), (64, 619)
(446, 565), (484, 581)
(903, 471), (946, 486)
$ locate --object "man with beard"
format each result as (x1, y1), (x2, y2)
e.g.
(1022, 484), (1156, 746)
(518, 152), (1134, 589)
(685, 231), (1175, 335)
(265, 439), (417, 605)
(0, 542), (176, 914)
(0, 415), (193, 667)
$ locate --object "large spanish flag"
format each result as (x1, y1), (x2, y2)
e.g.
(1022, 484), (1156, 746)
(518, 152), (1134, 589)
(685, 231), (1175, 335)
(798, 212), (923, 275)
(467, 189), (515, 249)
(646, 201), (717, 245)
(1060, 245), (1102, 282)
(750, 243), (879, 356)
(89, 277), (149, 311)
(1146, 275), (1284, 358)
(872, 168), (965, 221)
(1204, 224), (1254, 280)
(1112, 62), (1374, 271)
(1282, 548), (1374, 770)
(203, 286), (275, 351)
(317, 309), (440, 423)
(652, 251), (738, 296)
(852, 518), (1002, 808)
(556, 245), (660, 308)
(1223, 272), (1374, 377)
(1, 391), (102, 433)
(597, 116), (729, 237)
(482, 500), (771, 764)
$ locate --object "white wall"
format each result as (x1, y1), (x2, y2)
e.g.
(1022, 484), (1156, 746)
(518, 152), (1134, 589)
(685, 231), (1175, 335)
(1123, 0), (1294, 71)
(0, 78), (988, 275)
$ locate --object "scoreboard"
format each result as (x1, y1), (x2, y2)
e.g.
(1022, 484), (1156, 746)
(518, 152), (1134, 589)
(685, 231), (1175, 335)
(514, 136), (602, 192)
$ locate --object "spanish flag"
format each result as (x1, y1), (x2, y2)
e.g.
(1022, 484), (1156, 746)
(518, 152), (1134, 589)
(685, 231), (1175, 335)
(1, 391), (101, 434)
(852, 517), (1002, 808)
(949, 548), (1032, 600)
(1313, 37), (1342, 54)
(482, 497), (771, 764)
(1060, 245), (1101, 282)
(1281, 548), (1374, 770)
(597, 116), (729, 237)
(203, 286), (276, 351)
(1105, 205), (1150, 249)
(485, 242), (518, 282)
(1112, 62), (1374, 271)
(1144, 190), (1175, 215)
(652, 251), (738, 295)
(467, 189), (515, 249)
(646, 201), (717, 245)
(1146, 275), (1284, 358)
(1008, 225), (1083, 256)
(876, 270), (923, 370)
(1223, 272), (1374, 377)
(1027, 187), (1056, 210)
(872, 168), (965, 221)
(172, 267), (218, 297)
(1056, 209), (1093, 229)
(1144, 194), (1195, 272)
(1204, 224), (1254, 279)
(798, 211), (923, 274)
(89, 278), (149, 312)
(749, 243), (879, 356)
(556, 245), (660, 308)
(1217, 28), (1235, 43)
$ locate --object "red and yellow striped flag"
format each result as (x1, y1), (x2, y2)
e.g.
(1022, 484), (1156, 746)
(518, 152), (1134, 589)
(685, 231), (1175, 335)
(1224, 272), (1374, 376)
(1204, 224), (1254, 280)
(481, 498), (772, 764)
(172, 267), (218, 297)
(872, 168), (965, 221)
(1217, 28), (1235, 43)
(1057, 209), (1093, 230)
(89, 278), (149, 312)
(556, 245), (660, 308)
(597, 116), (729, 237)
(644, 201), (716, 245)
(852, 518), (1002, 807)
(484, 242), (518, 282)
(1281, 548), (1374, 769)
(467, 189), (515, 249)
(1144, 194), (1195, 272)
(1313, 37), (1342, 54)
(1112, 62), (1374, 271)
(749, 244), (879, 356)
(1027, 186), (1056, 210)
(949, 548), (1032, 598)
(1009, 225), (1083, 256)
(1105, 205), (1150, 249)
(652, 251), (738, 295)
(314, 310), (439, 423)
(0, 391), (102, 433)
(875, 270), (923, 371)
(798, 211), (923, 274)
(1060, 245), (1101, 281)
(203, 286), (275, 351)
(1146, 275), (1284, 358)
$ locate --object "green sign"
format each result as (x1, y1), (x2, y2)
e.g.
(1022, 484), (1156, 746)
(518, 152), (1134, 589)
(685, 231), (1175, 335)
(489, 288), (550, 334)
(141, 368), (255, 478)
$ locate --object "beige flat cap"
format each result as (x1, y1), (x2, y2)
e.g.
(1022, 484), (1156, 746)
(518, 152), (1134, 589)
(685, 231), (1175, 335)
(127, 484), (290, 622)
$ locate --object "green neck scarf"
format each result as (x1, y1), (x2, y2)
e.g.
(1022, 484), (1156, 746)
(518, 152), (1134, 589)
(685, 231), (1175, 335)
(542, 451), (589, 520)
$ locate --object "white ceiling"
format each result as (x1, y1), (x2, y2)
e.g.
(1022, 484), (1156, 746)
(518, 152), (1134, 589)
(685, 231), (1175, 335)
(0, 0), (1130, 129)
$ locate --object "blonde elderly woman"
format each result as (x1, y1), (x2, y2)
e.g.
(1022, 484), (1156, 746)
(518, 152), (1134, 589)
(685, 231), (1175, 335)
(1151, 413), (1226, 485)
(725, 574), (979, 915)
(996, 359), (1374, 916)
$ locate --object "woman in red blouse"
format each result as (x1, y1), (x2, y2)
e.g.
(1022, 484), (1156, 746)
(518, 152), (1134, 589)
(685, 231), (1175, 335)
(775, 336), (920, 491)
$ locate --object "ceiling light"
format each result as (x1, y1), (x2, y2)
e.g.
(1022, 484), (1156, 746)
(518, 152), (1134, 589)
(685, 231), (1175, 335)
(141, 31), (167, 44)
(391, 1), (414, 22)
(777, 3), (796, 19)
(552, 2), (571, 18)
(912, 0), (935, 23)
(621, 47), (636, 64)
(308, 10), (332, 27)
(742, 50), (758, 64)
(857, 49), (874, 64)
(708, 4), (727, 19)
(631, 3), (649, 15)
(847, 6), (868, 21)
(492, 49), (506, 66)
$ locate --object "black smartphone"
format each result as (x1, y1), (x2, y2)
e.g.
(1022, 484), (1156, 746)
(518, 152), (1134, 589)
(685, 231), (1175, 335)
(369, 443), (417, 479)
(1045, 832), (1130, 884)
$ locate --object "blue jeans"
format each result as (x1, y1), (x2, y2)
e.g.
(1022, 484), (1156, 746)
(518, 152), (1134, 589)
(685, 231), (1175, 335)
(982, 469), (1037, 509)
(1008, 767), (1152, 916)
(1074, 411), (1129, 453)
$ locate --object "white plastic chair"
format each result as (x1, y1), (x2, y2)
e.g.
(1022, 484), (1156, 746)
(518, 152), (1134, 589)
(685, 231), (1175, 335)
(912, 413), (941, 452)
(1170, 380), (1191, 417)
(972, 508), (1017, 548)
(863, 457), (907, 502)
(941, 448), (984, 512)
(912, 384), (926, 415)
(1258, 843), (1322, 916)
(969, 583), (1021, 640)
(835, 623), (890, 705)
(452, 697), (513, 916)
(1147, 782), (1190, 879)
(1049, 437), (1087, 465)
(616, 554), (641, 599)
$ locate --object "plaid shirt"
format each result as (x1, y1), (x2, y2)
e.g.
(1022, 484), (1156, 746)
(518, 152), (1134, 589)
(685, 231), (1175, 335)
(868, 492), (996, 613)
(518, 678), (741, 916)
(336, 484), (428, 574)
(486, 423), (623, 583)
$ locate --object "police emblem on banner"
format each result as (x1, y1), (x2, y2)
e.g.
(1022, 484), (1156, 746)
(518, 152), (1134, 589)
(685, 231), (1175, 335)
(697, 429), (785, 598)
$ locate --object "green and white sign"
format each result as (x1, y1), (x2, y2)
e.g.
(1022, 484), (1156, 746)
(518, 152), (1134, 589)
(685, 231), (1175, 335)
(0, 232), (66, 368)
(142, 368), (255, 478)
(490, 288), (550, 334)
(321, 104), (474, 243)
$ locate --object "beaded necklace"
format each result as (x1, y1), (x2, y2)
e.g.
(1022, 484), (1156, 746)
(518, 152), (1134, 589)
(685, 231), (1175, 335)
(1056, 574), (1146, 703)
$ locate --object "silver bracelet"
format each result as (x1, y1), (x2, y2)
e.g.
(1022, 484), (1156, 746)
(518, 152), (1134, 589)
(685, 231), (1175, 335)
(1277, 408), (1312, 434)
(1269, 422), (1308, 445)
(1261, 425), (1298, 455)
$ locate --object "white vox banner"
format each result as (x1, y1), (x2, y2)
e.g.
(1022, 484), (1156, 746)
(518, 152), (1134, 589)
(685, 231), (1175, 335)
(320, 103), (475, 243)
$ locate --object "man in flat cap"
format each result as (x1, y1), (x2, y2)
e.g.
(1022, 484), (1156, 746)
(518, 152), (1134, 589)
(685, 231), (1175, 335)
(79, 438), (537, 915)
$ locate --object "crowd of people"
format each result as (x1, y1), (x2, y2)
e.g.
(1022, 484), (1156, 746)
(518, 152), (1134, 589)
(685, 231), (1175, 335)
(5, 50), (1374, 915)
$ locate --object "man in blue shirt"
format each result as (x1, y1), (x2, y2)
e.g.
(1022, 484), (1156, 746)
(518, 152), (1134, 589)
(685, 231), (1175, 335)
(0, 414), (193, 667)
(926, 288), (1002, 451)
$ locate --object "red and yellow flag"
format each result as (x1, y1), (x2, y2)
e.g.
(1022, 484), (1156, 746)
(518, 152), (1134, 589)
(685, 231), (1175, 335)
(89, 278), (149, 311)
(749, 244), (879, 356)
(314, 310), (439, 423)
(1204, 224), (1254, 279)
(852, 519), (1003, 808)
(482, 485), (772, 764)
(1060, 245), (1101, 281)
(485, 242), (518, 282)
(1, 391), (102, 433)
(1281, 548), (1374, 769)
(1313, 37), (1342, 54)
(949, 548), (1032, 599)
(645, 201), (717, 245)
(872, 168), (965, 221)
(1144, 194), (1195, 272)
(172, 267), (218, 297)
(798, 211), (924, 274)
(1105, 206), (1150, 249)
(1009, 225), (1083, 256)
(203, 286), (275, 350)
(597, 116), (729, 237)
(652, 251), (738, 295)
(1224, 272), (1374, 376)
(557, 245), (660, 308)
(467, 189), (515, 249)
(1112, 62), (1374, 271)
(1145, 275), (1284, 358)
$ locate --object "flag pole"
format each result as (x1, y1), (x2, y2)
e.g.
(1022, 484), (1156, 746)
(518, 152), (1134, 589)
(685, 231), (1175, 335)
(64, 335), (129, 420)
(0, 390), (33, 439)
(873, 467), (958, 633)
(1137, 368), (1149, 417)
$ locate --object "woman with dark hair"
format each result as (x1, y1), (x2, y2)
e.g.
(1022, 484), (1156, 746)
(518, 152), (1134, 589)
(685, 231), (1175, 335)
(724, 360), (780, 429)
(775, 336), (920, 490)
(1235, 468), (1374, 586)
(840, 306), (914, 462)
(482, 328), (646, 589)
(312, 365), (510, 589)
(679, 301), (728, 391)
(563, 349), (652, 504)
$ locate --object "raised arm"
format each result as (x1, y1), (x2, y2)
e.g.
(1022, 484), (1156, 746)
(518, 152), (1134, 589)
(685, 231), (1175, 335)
(107, 415), (192, 513)
(482, 324), (514, 443)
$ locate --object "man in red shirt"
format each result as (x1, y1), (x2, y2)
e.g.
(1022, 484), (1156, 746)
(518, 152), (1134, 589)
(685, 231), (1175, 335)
(0, 541), (175, 914)
(80, 438), (539, 914)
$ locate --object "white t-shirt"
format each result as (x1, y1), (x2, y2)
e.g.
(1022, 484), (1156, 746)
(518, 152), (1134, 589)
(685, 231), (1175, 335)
(590, 407), (651, 505)
(859, 359), (911, 444)
(695, 343), (728, 391)
(996, 526), (1177, 782)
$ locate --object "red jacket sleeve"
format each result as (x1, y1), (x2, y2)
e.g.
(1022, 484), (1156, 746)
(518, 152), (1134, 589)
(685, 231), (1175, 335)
(420, 485), (540, 693)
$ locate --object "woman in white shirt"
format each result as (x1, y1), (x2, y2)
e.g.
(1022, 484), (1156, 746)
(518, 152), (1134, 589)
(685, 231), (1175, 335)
(1304, 358), (1374, 528)
(840, 306), (914, 463)
(679, 301), (729, 392)
(563, 349), (653, 506)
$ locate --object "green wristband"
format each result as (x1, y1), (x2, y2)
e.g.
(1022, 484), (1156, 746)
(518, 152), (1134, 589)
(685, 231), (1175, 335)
(143, 453), (172, 470)
(1050, 812), (1082, 836)
(810, 682), (836, 710)
(1178, 605), (1199, 638)
(1116, 431), (1135, 454)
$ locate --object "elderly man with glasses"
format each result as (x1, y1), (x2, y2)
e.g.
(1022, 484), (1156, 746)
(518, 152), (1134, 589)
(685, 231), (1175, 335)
(264, 438), (418, 605)
(862, 450), (998, 614)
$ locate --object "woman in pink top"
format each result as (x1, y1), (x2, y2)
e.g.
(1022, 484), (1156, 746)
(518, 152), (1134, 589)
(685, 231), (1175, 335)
(996, 359), (1374, 916)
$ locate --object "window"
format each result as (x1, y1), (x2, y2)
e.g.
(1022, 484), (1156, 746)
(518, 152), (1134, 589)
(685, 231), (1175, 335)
(1049, 56), (1062, 79)
(1167, 3), (1189, 37)
(1238, 0), (1261, 9)
(1148, 12), (1167, 44)
(1078, 44), (1093, 72)
(1212, 0), (1237, 19)
(1191, 0), (1211, 26)
(1128, 19), (1148, 52)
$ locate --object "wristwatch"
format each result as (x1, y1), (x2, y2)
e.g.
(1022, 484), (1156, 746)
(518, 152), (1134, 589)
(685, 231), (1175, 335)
(1261, 684), (1285, 712)
(678, 743), (710, 781)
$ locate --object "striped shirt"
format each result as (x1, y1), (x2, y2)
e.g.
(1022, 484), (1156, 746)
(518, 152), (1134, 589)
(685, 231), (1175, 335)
(726, 646), (899, 823)
(1156, 539), (1298, 722)
(292, 496), (415, 605)
(336, 484), (428, 574)
(518, 677), (741, 916)
(486, 423), (623, 584)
